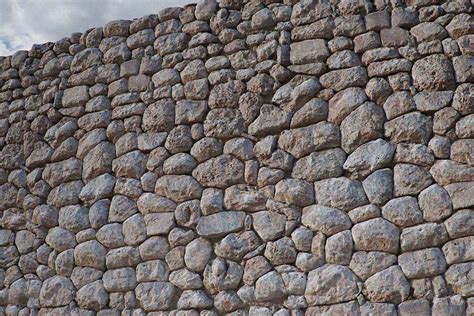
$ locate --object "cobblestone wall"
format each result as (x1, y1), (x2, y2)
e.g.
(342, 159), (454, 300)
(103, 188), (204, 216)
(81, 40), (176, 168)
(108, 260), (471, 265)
(0, 0), (473, 315)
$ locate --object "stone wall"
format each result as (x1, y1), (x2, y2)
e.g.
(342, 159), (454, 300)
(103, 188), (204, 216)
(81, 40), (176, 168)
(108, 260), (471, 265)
(0, 0), (473, 314)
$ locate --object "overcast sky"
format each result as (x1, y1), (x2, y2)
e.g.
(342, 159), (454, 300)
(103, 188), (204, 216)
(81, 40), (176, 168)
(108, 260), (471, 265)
(0, 0), (193, 56)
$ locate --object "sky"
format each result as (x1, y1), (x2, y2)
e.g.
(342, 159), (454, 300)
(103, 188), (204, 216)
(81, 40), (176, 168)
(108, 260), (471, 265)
(0, 0), (192, 56)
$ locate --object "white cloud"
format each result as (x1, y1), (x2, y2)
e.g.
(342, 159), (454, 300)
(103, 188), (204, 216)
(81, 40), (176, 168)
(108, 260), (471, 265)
(0, 0), (192, 56)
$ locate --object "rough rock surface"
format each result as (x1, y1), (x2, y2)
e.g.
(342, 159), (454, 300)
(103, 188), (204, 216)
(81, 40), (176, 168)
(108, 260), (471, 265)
(0, 0), (472, 314)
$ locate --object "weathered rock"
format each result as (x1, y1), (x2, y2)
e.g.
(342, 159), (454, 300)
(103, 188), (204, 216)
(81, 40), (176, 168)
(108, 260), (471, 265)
(344, 139), (395, 179)
(103, 267), (137, 292)
(39, 276), (75, 307)
(155, 175), (202, 203)
(76, 280), (109, 311)
(352, 218), (400, 254)
(445, 263), (474, 297)
(196, 211), (245, 237)
(399, 248), (447, 279)
(135, 282), (178, 311)
(192, 155), (244, 188)
(350, 251), (397, 281)
(302, 205), (352, 236)
(275, 178), (314, 207)
(252, 211), (286, 241)
(340, 102), (385, 153)
(394, 163), (433, 196)
(362, 169), (393, 206)
(305, 264), (359, 305)
(401, 223), (448, 252)
(314, 177), (368, 212)
(443, 236), (474, 265)
(255, 271), (286, 301)
(382, 196), (423, 227)
(364, 266), (410, 304)
(278, 122), (340, 159)
(385, 112), (432, 145)
(292, 148), (346, 182)
(412, 54), (455, 91)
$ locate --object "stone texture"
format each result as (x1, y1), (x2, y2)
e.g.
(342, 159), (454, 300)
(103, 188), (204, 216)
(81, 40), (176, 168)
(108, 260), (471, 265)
(2, 1), (472, 314)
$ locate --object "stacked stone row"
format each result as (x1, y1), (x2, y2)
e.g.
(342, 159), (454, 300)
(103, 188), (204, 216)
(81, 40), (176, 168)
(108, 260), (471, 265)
(0, 0), (473, 315)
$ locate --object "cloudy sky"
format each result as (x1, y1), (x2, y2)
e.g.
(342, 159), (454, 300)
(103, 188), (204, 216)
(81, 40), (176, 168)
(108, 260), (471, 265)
(0, 0), (193, 56)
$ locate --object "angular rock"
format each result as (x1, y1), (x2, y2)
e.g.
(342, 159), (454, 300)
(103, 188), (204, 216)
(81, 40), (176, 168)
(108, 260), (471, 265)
(394, 163), (433, 196)
(344, 139), (395, 179)
(340, 102), (385, 153)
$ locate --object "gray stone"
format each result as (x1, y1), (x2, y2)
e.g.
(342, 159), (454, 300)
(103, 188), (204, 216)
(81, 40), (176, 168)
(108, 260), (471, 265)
(76, 280), (109, 311)
(155, 175), (202, 203)
(364, 266), (410, 304)
(401, 223), (448, 252)
(255, 271), (286, 301)
(445, 263), (474, 296)
(394, 163), (433, 196)
(344, 139), (395, 179)
(292, 148), (346, 182)
(362, 169), (393, 206)
(196, 211), (245, 237)
(385, 112), (432, 145)
(252, 211), (286, 242)
(39, 276), (75, 307)
(278, 122), (340, 159)
(305, 264), (359, 305)
(382, 196), (423, 227)
(314, 177), (368, 212)
(275, 178), (314, 207)
(340, 102), (385, 153)
(443, 236), (474, 265)
(350, 251), (397, 281)
(302, 205), (352, 236)
(352, 218), (400, 254)
(399, 248), (447, 279)
(135, 282), (178, 311)
(192, 155), (244, 189)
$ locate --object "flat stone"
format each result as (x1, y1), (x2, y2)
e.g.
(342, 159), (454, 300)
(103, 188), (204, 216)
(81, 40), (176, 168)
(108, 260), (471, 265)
(155, 175), (202, 203)
(196, 211), (245, 237)
(278, 122), (340, 159)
